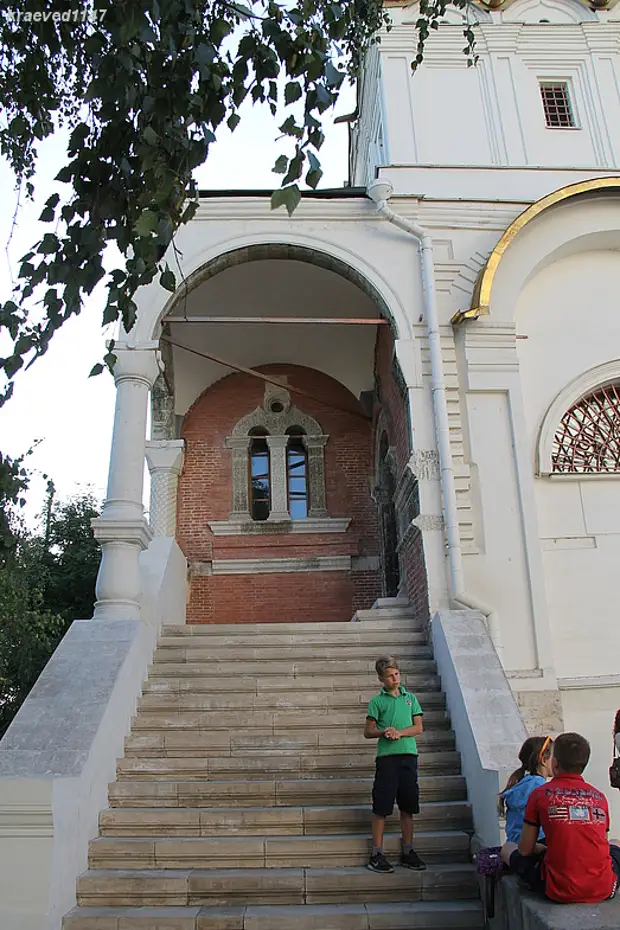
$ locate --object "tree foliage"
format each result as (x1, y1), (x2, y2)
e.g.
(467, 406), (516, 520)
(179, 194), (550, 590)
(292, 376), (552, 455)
(0, 479), (101, 736)
(0, 0), (475, 398)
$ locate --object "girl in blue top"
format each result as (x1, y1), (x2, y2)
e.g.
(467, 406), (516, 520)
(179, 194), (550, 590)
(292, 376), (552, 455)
(499, 736), (554, 843)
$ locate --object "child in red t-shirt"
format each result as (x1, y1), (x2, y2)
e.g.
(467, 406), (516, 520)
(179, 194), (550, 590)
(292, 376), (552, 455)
(501, 732), (620, 903)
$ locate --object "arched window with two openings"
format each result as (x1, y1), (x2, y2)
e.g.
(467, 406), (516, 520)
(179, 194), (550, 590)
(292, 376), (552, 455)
(248, 425), (309, 521)
(221, 384), (327, 527)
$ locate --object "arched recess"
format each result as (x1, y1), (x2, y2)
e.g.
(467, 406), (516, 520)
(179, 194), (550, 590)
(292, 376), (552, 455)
(537, 360), (620, 475)
(501, 0), (597, 23)
(131, 235), (411, 343)
(452, 178), (620, 323)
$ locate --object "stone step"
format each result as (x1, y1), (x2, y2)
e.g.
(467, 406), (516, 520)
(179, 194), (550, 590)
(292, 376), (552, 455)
(123, 730), (455, 758)
(63, 900), (485, 930)
(155, 643), (430, 662)
(148, 659), (437, 678)
(157, 631), (427, 650)
(144, 674), (442, 693)
(108, 775), (468, 809)
(130, 709), (448, 731)
(76, 863), (478, 907)
(88, 831), (471, 870)
(99, 800), (472, 837)
(116, 751), (461, 781)
(161, 619), (422, 637)
(138, 689), (446, 712)
(353, 608), (417, 622)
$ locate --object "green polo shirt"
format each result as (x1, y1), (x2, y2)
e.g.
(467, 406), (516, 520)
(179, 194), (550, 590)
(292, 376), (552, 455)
(366, 685), (423, 757)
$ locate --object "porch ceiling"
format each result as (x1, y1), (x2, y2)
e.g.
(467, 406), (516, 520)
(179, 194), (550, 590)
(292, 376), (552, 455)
(166, 259), (383, 415)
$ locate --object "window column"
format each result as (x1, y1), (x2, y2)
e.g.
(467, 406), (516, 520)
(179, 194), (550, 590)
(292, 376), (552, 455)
(224, 435), (252, 521)
(265, 435), (290, 520)
(304, 434), (329, 518)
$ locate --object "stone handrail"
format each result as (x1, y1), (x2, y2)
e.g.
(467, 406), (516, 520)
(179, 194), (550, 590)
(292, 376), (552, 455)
(0, 536), (186, 930)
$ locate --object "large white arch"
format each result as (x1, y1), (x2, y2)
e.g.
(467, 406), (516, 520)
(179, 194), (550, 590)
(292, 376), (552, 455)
(488, 195), (620, 322)
(129, 226), (414, 344)
(537, 359), (620, 475)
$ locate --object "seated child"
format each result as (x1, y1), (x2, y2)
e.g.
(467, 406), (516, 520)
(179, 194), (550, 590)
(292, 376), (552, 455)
(499, 736), (553, 843)
(501, 732), (620, 903)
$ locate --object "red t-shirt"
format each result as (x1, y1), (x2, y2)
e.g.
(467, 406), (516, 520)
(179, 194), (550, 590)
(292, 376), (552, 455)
(524, 772), (616, 903)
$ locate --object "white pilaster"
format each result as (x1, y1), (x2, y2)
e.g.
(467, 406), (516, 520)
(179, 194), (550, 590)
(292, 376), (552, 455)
(92, 344), (161, 621)
(145, 440), (185, 537)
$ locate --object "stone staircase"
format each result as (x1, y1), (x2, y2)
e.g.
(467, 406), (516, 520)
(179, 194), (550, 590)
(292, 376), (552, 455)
(63, 603), (484, 929)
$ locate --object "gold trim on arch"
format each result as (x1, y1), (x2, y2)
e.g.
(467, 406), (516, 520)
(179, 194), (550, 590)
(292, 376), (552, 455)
(451, 176), (620, 325)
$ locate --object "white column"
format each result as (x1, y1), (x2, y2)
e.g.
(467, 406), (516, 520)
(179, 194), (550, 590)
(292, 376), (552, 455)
(145, 440), (185, 536)
(92, 345), (161, 621)
(396, 337), (451, 611)
(266, 435), (290, 520)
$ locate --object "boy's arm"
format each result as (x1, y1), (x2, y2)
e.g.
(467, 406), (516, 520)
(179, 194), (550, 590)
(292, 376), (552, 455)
(364, 716), (386, 739)
(519, 790), (542, 856)
(393, 714), (423, 738)
(518, 823), (539, 856)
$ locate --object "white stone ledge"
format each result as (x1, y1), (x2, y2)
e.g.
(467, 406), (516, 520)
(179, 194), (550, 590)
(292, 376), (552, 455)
(211, 555), (352, 574)
(540, 535), (596, 550)
(559, 674), (620, 691)
(208, 517), (351, 535)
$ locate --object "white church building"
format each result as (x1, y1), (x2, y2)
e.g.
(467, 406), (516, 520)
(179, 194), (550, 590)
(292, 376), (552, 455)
(2, 1), (620, 928)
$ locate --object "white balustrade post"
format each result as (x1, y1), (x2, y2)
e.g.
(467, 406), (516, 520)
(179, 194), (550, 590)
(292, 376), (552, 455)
(92, 345), (161, 621)
(145, 440), (185, 536)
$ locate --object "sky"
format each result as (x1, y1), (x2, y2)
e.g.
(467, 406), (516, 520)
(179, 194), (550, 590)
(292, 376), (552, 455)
(0, 83), (356, 525)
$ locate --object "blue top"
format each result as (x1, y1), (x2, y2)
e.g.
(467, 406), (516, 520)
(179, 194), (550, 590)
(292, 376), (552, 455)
(502, 774), (547, 843)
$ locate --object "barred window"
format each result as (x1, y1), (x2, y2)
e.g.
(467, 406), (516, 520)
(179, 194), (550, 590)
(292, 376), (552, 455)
(551, 384), (620, 473)
(540, 82), (576, 129)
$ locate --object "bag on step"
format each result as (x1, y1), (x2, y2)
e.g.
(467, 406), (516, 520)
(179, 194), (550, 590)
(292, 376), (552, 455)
(475, 846), (505, 920)
(611, 710), (620, 790)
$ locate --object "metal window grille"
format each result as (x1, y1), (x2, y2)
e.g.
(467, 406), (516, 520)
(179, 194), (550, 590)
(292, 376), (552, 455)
(540, 82), (575, 128)
(551, 383), (620, 473)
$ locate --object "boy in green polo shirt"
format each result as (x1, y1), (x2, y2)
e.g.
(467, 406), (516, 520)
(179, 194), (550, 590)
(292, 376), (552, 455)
(364, 655), (426, 873)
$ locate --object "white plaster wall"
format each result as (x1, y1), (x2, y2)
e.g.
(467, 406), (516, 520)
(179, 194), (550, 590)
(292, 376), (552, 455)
(562, 687), (620, 832)
(516, 249), (620, 680)
(462, 390), (539, 672)
(352, 5), (620, 179)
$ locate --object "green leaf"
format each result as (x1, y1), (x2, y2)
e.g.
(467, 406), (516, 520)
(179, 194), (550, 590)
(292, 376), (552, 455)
(227, 113), (241, 132)
(143, 126), (158, 146)
(273, 155), (288, 174)
(89, 363), (104, 377)
(306, 168), (323, 190)
(284, 81), (302, 105)
(271, 185), (301, 216)
(159, 267), (176, 292)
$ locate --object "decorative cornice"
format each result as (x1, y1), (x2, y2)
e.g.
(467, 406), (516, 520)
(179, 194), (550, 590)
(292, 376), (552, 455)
(208, 517), (351, 536)
(212, 556), (351, 574)
(0, 804), (53, 837)
(452, 177), (620, 324)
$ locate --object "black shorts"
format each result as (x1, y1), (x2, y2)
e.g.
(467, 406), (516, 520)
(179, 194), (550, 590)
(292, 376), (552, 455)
(510, 845), (620, 899)
(509, 850), (546, 895)
(372, 753), (419, 817)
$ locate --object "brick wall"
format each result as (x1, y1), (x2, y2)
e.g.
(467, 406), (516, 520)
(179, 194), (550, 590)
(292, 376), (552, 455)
(177, 364), (381, 623)
(373, 327), (430, 620)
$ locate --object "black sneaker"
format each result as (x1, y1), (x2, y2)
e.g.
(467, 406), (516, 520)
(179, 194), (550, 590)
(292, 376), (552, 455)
(367, 851), (394, 873)
(401, 848), (427, 871)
